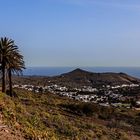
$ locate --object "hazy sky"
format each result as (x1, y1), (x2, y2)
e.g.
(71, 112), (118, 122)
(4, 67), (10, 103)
(0, 0), (140, 67)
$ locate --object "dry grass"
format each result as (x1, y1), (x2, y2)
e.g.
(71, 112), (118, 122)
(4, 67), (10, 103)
(0, 89), (139, 140)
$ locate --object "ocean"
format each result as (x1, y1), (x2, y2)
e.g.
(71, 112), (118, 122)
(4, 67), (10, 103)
(23, 67), (140, 78)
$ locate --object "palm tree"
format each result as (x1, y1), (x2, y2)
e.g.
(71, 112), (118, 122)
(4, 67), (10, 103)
(0, 37), (25, 95)
(7, 51), (25, 96)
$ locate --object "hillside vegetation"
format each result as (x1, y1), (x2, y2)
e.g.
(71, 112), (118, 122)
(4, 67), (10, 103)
(0, 89), (140, 140)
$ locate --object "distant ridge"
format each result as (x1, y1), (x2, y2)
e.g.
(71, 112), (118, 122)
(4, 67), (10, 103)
(54, 68), (140, 87)
(13, 68), (140, 88)
(62, 68), (93, 76)
(68, 68), (88, 73)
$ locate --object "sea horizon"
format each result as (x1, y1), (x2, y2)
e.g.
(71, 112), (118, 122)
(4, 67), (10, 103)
(22, 66), (140, 78)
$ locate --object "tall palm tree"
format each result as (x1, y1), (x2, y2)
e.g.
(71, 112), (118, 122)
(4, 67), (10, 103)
(7, 51), (25, 96)
(0, 37), (25, 94)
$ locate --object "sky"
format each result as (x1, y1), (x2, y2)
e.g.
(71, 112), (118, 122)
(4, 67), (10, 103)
(0, 0), (140, 67)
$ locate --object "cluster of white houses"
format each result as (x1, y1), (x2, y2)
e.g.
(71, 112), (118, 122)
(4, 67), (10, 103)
(13, 83), (140, 108)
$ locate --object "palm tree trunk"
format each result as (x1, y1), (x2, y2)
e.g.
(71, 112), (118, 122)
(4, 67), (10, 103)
(8, 70), (12, 97)
(2, 64), (6, 93)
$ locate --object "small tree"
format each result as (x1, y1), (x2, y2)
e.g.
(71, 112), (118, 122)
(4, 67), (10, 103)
(130, 98), (136, 107)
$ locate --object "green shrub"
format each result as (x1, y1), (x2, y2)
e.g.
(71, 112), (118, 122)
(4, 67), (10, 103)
(60, 102), (96, 116)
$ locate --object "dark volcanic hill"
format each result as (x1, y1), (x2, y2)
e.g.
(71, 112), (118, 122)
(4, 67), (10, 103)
(13, 68), (140, 88)
(49, 68), (140, 88)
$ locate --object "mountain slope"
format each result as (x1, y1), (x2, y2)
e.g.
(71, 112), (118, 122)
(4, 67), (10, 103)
(0, 93), (24, 139)
(51, 68), (140, 87)
(0, 89), (140, 139)
(13, 68), (140, 88)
